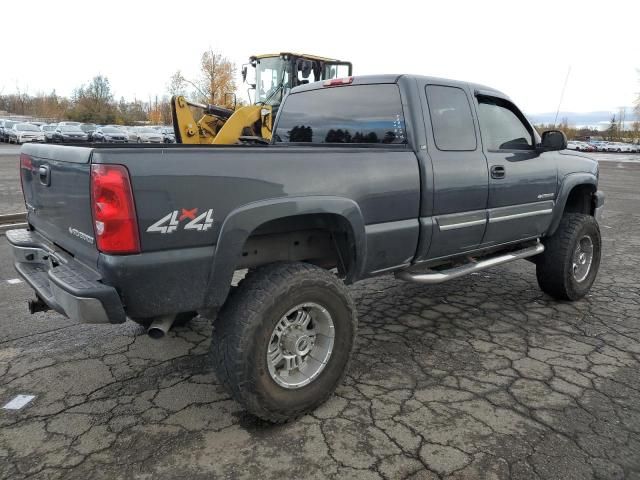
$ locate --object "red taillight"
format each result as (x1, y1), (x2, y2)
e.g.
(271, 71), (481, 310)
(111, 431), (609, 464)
(19, 153), (33, 203)
(323, 76), (354, 87)
(90, 164), (140, 254)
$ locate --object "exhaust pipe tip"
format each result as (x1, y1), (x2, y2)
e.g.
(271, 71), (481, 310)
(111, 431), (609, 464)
(147, 315), (176, 339)
(147, 327), (166, 339)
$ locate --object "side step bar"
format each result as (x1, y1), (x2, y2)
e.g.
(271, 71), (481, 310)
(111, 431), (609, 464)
(395, 243), (544, 285)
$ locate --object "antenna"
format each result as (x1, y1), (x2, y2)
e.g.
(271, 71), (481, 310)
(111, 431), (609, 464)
(553, 66), (571, 127)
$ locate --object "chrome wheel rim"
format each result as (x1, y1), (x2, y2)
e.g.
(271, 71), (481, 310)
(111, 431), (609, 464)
(572, 235), (594, 282)
(267, 302), (335, 389)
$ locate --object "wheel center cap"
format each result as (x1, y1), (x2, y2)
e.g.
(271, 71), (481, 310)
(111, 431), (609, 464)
(282, 329), (313, 356)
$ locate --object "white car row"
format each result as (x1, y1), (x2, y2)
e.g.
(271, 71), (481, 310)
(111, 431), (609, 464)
(567, 140), (640, 153)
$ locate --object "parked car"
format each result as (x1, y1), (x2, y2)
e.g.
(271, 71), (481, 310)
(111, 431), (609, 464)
(578, 142), (595, 152)
(0, 120), (7, 142)
(0, 120), (19, 142)
(588, 141), (605, 152)
(52, 125), (89, 143)
(7, 123), (45, 144)
(92, 126), (128, 143)
(567, 141), (580, 150)
(134, 126), (163, 143)
(41, 124), (58, 143)
(8, 73), (604, 422)
(120, 127), (138, 143)
(80, 123), (97, 141)
(160, 126), (176, 143)
(607, 142), (633, 153)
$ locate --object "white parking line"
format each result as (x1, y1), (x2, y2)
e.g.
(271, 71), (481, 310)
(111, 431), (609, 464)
(6, 278), (22, 285)
(3, 395), (35, 410)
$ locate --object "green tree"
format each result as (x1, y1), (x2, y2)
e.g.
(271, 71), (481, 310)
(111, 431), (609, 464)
(68, 75), (116, 123)
(607, 115), (618, 141)
(167, 70), (187, 97)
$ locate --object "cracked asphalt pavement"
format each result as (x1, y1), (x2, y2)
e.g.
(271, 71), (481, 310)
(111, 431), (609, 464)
(1, 152), (640, 479)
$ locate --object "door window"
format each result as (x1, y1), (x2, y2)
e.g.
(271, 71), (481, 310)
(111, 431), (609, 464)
(477, 97), (533, 150)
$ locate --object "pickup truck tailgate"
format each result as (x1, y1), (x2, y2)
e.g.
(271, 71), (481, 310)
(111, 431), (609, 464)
(20, 143), (98, 266)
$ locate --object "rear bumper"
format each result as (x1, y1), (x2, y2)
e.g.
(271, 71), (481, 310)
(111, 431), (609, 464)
(6, 229), (126, 324)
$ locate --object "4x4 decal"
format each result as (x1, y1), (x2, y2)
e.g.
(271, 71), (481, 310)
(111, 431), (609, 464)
(146, 208), (214, 234)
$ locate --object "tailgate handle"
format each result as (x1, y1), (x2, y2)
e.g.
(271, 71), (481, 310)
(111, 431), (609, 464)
(38, 165), (51, 186)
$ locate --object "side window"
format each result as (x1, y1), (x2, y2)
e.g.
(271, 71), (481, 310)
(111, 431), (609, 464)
(425, 85), (477, 151)
(477, 97), (533, 150)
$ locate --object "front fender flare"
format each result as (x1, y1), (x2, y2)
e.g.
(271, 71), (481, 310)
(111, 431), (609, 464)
(204, 196), (366, 308)
(547, 172), (598, 236)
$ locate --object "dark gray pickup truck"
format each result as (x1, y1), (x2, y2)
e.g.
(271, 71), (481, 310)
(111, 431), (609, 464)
(8, 74), (604, 422)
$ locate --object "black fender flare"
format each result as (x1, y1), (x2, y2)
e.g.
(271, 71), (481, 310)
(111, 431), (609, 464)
(547, 172), (598, 236)
(204, 196), (366, 308)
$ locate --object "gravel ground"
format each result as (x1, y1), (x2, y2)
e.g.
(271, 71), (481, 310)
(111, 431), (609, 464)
(0, 149), (639, 479)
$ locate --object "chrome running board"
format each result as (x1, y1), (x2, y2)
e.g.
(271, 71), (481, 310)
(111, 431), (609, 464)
(395, 243), (544, 285)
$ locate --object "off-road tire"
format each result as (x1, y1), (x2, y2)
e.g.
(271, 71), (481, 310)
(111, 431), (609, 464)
(536, 213), (601, 300)
(212, 262), (357, 423)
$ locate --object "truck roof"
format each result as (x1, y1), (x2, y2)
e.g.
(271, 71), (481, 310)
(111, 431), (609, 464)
(290, 74), (510, 101)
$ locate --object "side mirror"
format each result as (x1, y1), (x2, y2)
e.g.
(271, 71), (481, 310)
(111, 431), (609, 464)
(538, 130), (567, 152)
(241, 65), (248, 83)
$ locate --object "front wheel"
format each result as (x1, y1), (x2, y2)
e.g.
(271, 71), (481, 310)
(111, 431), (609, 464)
(536, 213), (601, 300)
(212, 262), (357, 423)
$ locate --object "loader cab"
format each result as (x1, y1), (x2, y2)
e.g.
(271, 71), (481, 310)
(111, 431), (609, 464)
(246, 53), (352, 109)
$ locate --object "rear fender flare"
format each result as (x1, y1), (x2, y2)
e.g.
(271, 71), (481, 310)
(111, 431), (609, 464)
(547, 172), (597, 236)
(204, 196), (366, 307)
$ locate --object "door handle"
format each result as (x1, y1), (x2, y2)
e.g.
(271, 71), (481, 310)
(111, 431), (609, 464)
(38, 165), (51, 186)
(490, 165), (506, 179)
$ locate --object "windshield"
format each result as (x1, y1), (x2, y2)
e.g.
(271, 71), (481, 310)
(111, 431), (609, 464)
(255, 57), (290, 105)
(102, 127), (122, 133)
(61, 126), (83, 132)
(43, 125), (56, 131)
(17, 124), (39, 131)
(139, 128), (156, 133)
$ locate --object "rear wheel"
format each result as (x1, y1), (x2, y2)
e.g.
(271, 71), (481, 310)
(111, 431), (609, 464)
(212, 262), (357, 423)
(536, 213), (601, 300)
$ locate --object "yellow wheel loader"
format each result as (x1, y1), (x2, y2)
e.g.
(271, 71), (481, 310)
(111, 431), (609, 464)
(171, 52), (352, 145)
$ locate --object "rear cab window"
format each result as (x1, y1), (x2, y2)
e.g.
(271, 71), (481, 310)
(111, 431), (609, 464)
(425, 85), (477, 151)
(274, 84), (407, 145)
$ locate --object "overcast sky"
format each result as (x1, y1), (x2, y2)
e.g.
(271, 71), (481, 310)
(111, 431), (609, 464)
(2, 0), (638, 115)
